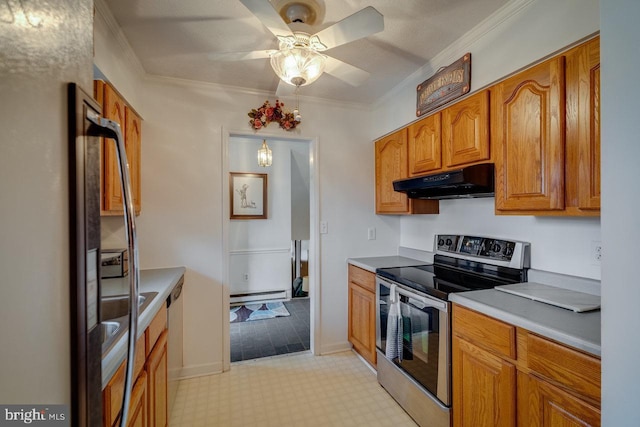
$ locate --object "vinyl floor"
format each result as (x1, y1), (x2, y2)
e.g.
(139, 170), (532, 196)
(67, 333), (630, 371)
(169, 350), (418, 427)
(230, 298), (310, 362)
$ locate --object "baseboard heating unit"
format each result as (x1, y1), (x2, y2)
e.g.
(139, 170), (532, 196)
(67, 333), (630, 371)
(230, 290), (288, 305)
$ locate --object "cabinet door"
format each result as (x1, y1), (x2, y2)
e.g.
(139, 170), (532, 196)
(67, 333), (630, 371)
(147, 330), (168, 427)
(125, 107), (142, 215)
(518, 373), (600, 427)
(408, 113), (442, 175)
(493, 57), (566, 211)
(375, 129), (410, 214)
(103, 83), (127, 212)
(566, 37), (600, 211)
(442, 90), (490, 168)
(453, 337), (516, 427)
(348, 282), (376, 366)
(126, 372), (148, 427)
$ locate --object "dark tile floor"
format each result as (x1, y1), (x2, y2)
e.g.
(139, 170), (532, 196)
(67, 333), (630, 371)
(230, 298), (310, 362)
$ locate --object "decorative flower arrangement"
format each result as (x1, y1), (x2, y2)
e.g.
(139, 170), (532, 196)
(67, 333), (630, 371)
(248, 99), (300, 131)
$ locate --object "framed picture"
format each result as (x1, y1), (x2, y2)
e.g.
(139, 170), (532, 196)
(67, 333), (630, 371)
(230, 172), (268, 219)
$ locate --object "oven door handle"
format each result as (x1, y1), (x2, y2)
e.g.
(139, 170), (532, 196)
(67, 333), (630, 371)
(394, 286), (448, 312)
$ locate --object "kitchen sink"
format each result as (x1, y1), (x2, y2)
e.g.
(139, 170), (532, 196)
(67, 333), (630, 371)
(100, 291), (158, 355)
(101, 291), (157, 321)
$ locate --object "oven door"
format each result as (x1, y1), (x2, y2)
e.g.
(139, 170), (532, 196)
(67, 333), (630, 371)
(376, 276), (451, 406)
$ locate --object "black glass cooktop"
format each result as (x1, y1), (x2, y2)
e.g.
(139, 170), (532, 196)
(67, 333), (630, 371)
(376, 255), (527, 300)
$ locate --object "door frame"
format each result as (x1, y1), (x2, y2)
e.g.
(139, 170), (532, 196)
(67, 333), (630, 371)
(221, 127), (321, 370)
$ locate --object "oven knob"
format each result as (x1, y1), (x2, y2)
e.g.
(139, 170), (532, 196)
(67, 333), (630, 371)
(438, 238), (445, 247)
(492, 244), (501, 253)
(446, 238), (453, 246)
(504, 246), (514, 256)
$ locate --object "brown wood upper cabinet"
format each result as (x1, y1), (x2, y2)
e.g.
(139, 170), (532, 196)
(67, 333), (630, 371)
(442, 90), (491, 168)
(408, 113), (442, 175)
(494, 36), (600, 216)
(375, 129), (439, 214)
(408, 90), (490, 176)
(493, 56), (566, 212)
(94, 80), (142, 216)
(566, 37), (601, 212)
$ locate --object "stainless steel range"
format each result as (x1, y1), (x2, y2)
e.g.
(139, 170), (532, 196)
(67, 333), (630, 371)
(375, 234), (530, 427)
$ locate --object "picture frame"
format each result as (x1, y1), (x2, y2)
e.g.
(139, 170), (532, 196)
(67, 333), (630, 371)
(230, 172), (268, 219)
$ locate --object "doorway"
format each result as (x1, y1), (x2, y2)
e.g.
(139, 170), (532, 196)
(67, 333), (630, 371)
(222, 132), (318, 368)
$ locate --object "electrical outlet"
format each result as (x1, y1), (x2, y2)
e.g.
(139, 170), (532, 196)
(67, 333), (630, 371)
(242, 273), (249, 281)
(591, 241), (602, 265)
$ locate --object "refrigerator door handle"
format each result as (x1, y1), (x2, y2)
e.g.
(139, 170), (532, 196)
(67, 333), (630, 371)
(87, 111), (139, 427)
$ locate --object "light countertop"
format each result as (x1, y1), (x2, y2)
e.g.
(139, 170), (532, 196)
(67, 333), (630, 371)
(348, 255), (600, 357)
(347, 256), (427, 273)
(101, 266), (186, 388)
(450, 289), (601, 357)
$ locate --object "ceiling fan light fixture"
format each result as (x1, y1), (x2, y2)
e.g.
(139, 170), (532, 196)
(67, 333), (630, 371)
(270, 47), (326, 86)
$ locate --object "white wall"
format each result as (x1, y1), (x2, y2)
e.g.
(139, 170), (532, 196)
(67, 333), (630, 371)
(229, 137), (293, 296)
(372, 0), (602, 283)
(0, 0), (94, 403)
(94, 1), (401, 371)
(601, 0), (640, 424)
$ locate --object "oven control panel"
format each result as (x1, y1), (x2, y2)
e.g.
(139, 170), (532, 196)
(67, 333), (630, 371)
(435, 234), (530, 269)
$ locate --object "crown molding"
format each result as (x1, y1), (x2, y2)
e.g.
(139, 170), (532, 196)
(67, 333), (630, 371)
(373, 0), (535, 110)
(94, 0), (146, 77)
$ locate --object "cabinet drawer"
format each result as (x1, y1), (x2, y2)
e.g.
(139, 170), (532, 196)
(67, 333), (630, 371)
(348, 264), (375, 293)
(146, 307), (167, 356)
(452, 305), (516, 359)
(523, 332), (601, 404)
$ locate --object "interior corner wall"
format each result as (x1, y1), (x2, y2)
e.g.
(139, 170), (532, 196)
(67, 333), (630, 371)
(228, 138), (293, 296)
(0, 0), (94, 403)
(370, 0), (602, 282)
(601, 0), (640, 424)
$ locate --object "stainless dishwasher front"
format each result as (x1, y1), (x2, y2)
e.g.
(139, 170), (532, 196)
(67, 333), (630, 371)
(167, 277), (184, 418)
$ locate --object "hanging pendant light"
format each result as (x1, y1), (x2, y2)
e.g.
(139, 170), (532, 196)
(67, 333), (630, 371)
(257, 139), (273, 167)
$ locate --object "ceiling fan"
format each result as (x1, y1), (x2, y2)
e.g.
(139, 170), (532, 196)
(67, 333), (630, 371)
(211, 0), (384, 92)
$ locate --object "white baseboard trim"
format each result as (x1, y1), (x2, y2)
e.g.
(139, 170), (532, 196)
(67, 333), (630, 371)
(319, 341), (352, 355)
(230, 289), (289, 304)
(178, 362), (223, 380)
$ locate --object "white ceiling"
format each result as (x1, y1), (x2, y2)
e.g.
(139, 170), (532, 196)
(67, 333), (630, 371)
(104, 0), (509, 104)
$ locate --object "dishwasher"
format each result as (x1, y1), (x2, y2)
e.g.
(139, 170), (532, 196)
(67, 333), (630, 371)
(167, 276), (184, 418)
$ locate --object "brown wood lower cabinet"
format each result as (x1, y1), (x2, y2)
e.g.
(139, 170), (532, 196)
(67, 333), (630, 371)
(103, 307), (168, 427)
(347, 264), (377, 366)
(452, 304), (600, 427)
(452, 337), (516, 427)
(147, 330), (168, 427)
(127, 372), (148, 427)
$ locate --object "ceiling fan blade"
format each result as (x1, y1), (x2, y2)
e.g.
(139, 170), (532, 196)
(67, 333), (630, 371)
(239, 0), (294, 39)
(311, 6), (383, 51)
(208, 50), (275, 61)
(323, 56), (370, 86)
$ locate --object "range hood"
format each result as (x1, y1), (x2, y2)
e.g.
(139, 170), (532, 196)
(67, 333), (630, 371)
(393, 163), (495, 200)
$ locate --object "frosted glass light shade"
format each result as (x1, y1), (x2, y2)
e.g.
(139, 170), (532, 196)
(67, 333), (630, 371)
(270, 47), (326, 87)
(258, 140), (272, 167)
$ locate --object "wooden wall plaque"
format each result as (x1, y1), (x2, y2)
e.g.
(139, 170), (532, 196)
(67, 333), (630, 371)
(416, 53), (471, 117)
